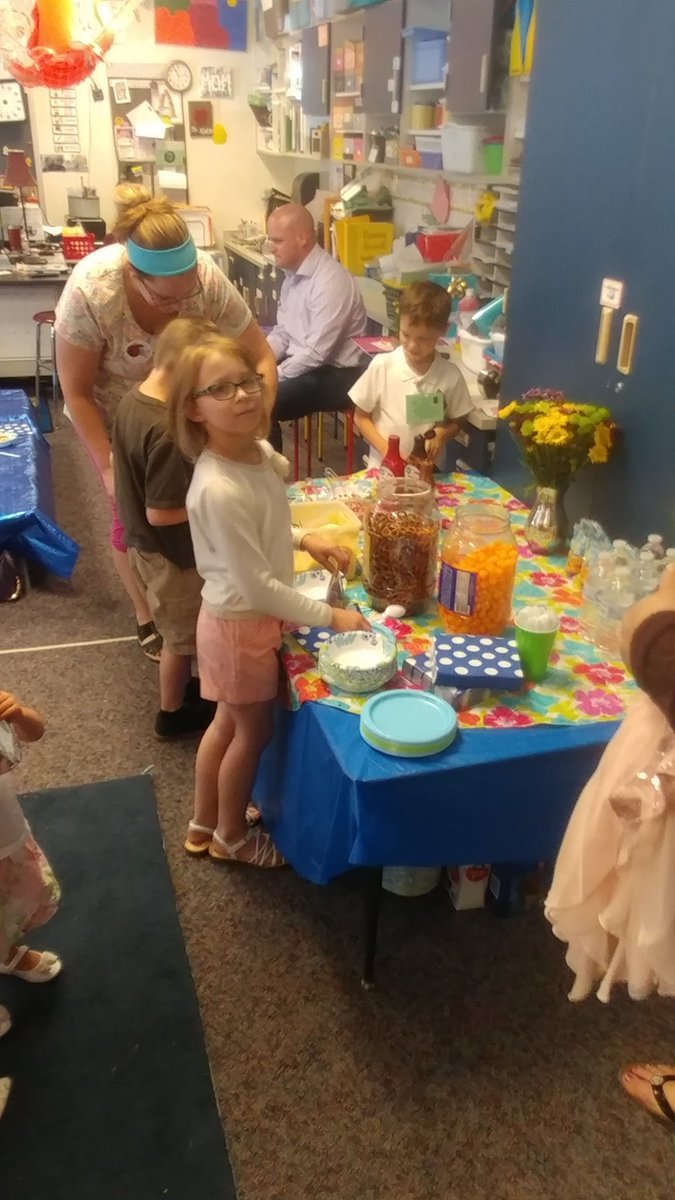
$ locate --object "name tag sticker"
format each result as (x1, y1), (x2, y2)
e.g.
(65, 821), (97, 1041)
(406, 390), (445, 425)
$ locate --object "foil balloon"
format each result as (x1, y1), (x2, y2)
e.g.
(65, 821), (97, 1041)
(0, 0), (137, 88)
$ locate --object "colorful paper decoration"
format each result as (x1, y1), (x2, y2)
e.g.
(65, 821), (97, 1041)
(510, 0), (537, 76)
(212, 123), (227, 145)
(0, 0), (137, 88)
(155, 0), (248, 52)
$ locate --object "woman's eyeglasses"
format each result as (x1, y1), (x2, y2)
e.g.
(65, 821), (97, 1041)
(136, 276), (203, 308)
(193, 375), (264, 401)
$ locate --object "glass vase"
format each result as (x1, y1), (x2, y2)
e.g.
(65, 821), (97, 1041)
(525, 485), (569, 555)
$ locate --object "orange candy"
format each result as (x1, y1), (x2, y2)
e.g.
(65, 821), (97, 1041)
(439, 539), (519, 635)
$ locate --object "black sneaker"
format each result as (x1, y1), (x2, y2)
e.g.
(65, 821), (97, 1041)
(154, 703), (212, 741)
(137, 622), (162, 663)
(184, 677), (217, 722)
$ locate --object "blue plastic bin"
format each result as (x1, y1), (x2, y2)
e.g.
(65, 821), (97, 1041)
(404, 28), (448, 86)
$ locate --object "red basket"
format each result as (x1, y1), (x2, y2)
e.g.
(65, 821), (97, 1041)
(62, 233), (96, 262)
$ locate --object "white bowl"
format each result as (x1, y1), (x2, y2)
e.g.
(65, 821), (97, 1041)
(318, 629), (398, 694)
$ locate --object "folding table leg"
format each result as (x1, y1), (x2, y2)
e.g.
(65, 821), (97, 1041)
(361, 866), (383, 990)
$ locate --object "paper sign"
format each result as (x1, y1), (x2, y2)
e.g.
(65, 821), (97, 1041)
(318, 23), (328, 47)
(406, 391), (445, 425)
(127, 100), (167, 140)
(158, 168), (188, 190)
(599, 278), (624, 310)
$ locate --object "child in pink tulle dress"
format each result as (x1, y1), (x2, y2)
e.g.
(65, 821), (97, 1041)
(0, 689), (62, 1117)
(546, 564), (675, 1125)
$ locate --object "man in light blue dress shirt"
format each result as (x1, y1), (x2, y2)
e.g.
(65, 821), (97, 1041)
(265, 204), (367, 452)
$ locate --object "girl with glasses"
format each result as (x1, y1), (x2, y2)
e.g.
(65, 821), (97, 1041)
(168, 332), (369, 869)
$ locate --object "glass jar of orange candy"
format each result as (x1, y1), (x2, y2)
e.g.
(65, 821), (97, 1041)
(438, 502), (518, 635)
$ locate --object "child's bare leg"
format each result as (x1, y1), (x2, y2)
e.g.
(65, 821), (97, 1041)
(159, 649), (192, 712)
(190, 702), (235, 843)
(216, 700), (274, 856)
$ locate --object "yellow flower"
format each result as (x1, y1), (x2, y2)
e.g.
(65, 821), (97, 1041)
(499, 402), (516, 419)
(589, 443), (608, 463)
(531, 412), (572, 445)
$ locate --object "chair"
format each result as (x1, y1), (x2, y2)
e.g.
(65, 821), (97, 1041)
(291, 408), (355, 482)
(33, 309), (59, 429)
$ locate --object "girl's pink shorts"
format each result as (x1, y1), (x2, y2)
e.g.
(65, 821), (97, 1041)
(197, 608), (283, 705)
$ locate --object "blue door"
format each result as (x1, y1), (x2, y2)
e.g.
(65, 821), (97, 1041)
(497, 0), (675, 542)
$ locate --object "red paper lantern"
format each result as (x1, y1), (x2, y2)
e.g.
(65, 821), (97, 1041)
(0, 1), (134, 89)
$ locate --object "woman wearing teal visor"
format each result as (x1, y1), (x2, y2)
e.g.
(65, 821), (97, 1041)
(54, 184), (277, 660)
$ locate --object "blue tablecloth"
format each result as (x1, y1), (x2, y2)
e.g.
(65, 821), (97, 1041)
(0, 390), (79, 579)
(255, 703), (618, 885)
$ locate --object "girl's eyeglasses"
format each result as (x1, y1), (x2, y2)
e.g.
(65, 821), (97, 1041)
(193, 374), (264, 401)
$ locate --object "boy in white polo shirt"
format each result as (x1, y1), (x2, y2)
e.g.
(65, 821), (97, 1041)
(350, 281), (473, 469)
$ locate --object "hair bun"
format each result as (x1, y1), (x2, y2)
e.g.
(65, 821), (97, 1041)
(112, 182), (152, 216)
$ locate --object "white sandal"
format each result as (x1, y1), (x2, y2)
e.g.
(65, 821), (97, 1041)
(184, 821), (214, 856)
(185, 806), (263, 856)
(209, 827), (287, 869)
(0, 946), (62, 983)
(0, 1006), (11, 1038)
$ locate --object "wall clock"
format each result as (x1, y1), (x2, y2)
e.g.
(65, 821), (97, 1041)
(166, 61), (193, 94)
(0, 81), (25, 123)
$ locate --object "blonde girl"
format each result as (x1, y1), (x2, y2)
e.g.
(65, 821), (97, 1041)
(169, 334), (369, 868)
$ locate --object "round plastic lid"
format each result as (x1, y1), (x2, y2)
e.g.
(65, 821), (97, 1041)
(360, 692), (458, 758)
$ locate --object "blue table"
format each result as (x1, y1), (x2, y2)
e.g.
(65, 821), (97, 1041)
(255, 702), (618, 983)
(0, 389), (79, 579)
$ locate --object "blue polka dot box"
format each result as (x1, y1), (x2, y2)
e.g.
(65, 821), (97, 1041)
(434, 634), (524, 690)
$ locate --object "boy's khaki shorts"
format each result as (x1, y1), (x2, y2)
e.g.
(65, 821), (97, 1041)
(129, 548), (202, 656)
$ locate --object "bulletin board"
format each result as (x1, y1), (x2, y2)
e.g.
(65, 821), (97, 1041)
(106, 64), (188, 203)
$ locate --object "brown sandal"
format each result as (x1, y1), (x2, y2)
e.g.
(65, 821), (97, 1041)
(209, 827), (287, 869)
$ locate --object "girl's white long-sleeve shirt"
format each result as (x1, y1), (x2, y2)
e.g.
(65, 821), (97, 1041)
(186, 442), (332, 629)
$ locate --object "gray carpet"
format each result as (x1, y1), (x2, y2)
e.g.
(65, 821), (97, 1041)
(3, 421), (675, 1200)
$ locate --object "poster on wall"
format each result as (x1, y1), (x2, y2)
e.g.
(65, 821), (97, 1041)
(154, 0), (248, 51)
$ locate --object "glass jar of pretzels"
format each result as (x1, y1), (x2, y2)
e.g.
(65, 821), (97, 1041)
(363, 479), (440, 616)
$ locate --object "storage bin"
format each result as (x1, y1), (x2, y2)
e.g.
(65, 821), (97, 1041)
(483, 137), (504, 176)
(416, 229), (461, 261)
(413, 132), (442, 154)
(334, 216), (394, 276)
(457, 326), (491, 375)
(382, 279), (409, 333)
(62, 232), (95, 261)
(441, 123), (484, 174)
(420, 151), (443, 170)
(410, 104), (435, 131)
(404, 27), (448, 87)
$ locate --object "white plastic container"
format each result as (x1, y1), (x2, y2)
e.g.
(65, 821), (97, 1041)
(457, 327), (490, 375)
(441, 124), (484, 173)
(382, 867), (442, 897)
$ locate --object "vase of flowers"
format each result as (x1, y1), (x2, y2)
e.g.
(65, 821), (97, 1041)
(498, 390), (618, 554)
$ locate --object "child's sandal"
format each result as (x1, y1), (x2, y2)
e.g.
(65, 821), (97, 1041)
(184, 806), (261, 856)
(209, 827), (287, 869)
(184, 822), (213, 856)
(0, 947), (62, 983)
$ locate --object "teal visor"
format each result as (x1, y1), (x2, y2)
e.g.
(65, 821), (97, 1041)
(127, 235), (198, 277)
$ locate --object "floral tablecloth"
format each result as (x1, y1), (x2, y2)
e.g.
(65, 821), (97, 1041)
(282, 472), (636, 729)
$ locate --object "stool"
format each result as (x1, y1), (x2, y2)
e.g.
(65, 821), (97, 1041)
(291, 409), (355, 482)
(33, 310), (59, 428)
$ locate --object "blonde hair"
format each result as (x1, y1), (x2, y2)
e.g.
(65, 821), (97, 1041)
(154, 317), (219, 374)
(113, 190), (189, 252)
(169, 335), (270, 461)
(112, 182), (151, 217)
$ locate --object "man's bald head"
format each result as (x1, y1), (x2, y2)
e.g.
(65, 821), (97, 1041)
(267, 203), (317, 271)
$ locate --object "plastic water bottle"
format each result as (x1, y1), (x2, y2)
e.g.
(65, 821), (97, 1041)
(580, 551), (615, 643)
(595, 565), (636, 655)
(612, 538), (636, 568)
(641, 533), (665, 559)
(637, 550), (659, 595)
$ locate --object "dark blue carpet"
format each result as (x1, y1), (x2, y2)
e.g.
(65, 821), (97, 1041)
(0, 776), (237, 1200)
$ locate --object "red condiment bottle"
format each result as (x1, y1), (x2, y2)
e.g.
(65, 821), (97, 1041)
(380, 434), (406, 478)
